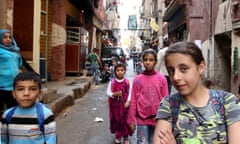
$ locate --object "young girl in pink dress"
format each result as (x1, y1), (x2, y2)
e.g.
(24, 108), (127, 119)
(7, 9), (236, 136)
(106, 63), (133, 144)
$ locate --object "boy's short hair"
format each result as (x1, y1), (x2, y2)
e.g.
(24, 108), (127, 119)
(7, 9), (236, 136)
(93, 48), (97, 52)
(13, 71), (42, 89)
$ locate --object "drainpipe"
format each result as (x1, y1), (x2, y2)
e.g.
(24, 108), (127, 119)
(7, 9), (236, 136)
(207, 0), (213, 79)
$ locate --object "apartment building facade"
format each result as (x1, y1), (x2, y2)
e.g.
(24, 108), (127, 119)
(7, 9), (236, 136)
(0, 0), (108, 81)
(163, 0), (240, 94)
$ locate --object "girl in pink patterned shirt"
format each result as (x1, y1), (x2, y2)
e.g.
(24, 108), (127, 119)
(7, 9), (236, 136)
(127, 49), (169, 144)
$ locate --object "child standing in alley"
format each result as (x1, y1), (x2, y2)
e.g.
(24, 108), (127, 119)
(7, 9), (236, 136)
(153, 41), (240, 144)
(136, 59), (143, 74)
(107, 63), (132, 144)
(1, 71), (57, 144)
(127, 49), (169, 144)
(109, 57), (118, 80)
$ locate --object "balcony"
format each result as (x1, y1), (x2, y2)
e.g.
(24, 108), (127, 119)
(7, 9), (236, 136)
(68, 0), (94, 16)
(164, 0), (172, 7)
(232, 1), (240, 31)
(233, 19), (240, 30)
(163, 0), (182, 21)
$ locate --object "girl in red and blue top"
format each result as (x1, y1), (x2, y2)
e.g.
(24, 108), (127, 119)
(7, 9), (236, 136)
(107, 63), (132, 144)
(127, 49), (169, 144)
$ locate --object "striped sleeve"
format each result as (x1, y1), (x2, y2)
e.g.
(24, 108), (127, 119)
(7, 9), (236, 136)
(43, 105), (57, 144)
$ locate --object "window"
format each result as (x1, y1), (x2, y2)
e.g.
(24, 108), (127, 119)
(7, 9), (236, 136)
(67, 27), (80, 43)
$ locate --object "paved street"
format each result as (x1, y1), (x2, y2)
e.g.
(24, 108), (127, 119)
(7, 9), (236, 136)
(56, 60), (137, 144)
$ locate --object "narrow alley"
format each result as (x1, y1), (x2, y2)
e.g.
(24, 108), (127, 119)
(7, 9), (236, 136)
(56, 60), (137, 144)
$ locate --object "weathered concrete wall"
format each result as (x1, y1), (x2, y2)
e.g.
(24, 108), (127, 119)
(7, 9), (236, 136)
(201, 0), (240, 94)
(231, 33), (240, 95)
(50, 0), (67, 80)
(213, 1), (232, 91)
(187, 0), (209, 43)
(186, 0), (216, 88)
(231, 0), (240, 95)
(0, 0), (13, 30)
(215, 2), (232, 34)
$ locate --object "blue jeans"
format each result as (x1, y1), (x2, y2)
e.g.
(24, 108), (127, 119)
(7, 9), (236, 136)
(90, 64), (99, 85)
(137, 125), (155, 144)
(136, 65), (142, 74)
(133, 58), (138, 71)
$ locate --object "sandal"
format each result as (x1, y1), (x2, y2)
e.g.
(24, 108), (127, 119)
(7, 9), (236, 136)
(115, 139), (121, 144)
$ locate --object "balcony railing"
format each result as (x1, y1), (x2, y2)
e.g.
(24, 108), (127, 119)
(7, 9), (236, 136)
(232, 1), (240, 30)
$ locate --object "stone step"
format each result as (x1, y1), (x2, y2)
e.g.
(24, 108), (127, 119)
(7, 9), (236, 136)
(40, 88), (58, 104)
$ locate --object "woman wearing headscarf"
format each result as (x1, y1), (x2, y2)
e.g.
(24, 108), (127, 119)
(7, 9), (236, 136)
(0, 29), (23, 113)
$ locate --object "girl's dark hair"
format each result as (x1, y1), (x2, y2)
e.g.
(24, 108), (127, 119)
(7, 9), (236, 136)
(142, 48), (157, 61)
(164, 41), (205, 65)
(114, 62), (126, 73)
(13, 71), (42, 89)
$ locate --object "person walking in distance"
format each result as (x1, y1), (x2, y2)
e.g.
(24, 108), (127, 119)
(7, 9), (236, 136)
(155, 41), (172, 94)
(153, 41), (240, 144)
(0, 29), (23, 114)
(1, 71), (57, 144)
(107, 63), (133, 144)
(87, 48), (102, 85)
(136, 59), (143, 74)
(127, 49), (169, 144)
(131, 47), (138, 71)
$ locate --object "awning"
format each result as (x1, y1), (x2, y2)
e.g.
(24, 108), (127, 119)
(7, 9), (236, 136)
(93, 16), (105, 32)
(167, 8), (186, 32)
(163, 0), (182, 21)
(150, 18), (159, 32)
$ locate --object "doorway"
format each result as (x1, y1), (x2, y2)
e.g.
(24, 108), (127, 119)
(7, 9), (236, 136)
(214, 33), (232, 91)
